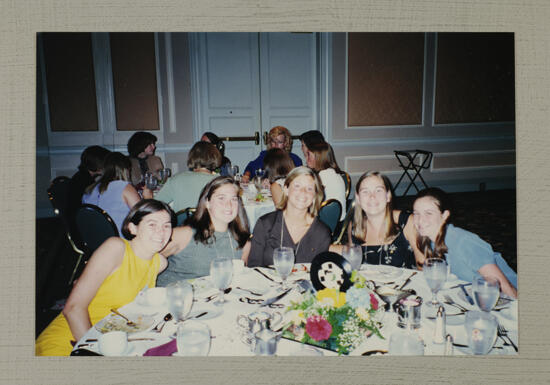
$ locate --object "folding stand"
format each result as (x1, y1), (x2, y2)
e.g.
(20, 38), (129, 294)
(393, 149), (433, 196)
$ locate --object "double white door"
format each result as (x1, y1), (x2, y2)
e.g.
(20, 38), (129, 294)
(190, 32), (319, 170)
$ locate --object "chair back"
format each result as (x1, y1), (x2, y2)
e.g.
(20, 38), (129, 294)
(334, 200), (356, 245)
(318, 199), (342, 235)
(47, 176), (71, 224)
(74, 204), (119, 256)
(340, 171), (352, 201)
(176, 207), (196, 226)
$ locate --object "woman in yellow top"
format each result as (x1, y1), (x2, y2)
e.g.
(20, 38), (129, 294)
(35, 199), (175, 356)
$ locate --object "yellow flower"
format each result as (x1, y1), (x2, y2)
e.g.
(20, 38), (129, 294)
(316, 288), (346, 308)
(355, 307), (371, 321)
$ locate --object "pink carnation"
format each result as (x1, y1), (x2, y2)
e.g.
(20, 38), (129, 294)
(305, 315), (332, 341)
(370, 293), (379, 311)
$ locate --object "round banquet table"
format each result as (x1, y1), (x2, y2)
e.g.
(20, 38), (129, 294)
(71, 264), (518, 356)
(242, 186), (275, 230)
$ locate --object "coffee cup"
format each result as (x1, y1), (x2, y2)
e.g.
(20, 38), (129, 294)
(98, 331), (128, 356)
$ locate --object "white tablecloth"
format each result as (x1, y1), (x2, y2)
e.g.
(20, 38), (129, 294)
(243, 198), (275, 230)
(72, 264), (518, 356)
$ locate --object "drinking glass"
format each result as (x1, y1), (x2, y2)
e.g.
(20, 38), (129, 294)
(229, 165), (239, 178)
(144, 172), (158, 191)
(210, 257), (233, 306)
(273, 247), (295, 290)
(423, 258), (448, 310)
(176, 320), (211, 356)
(342, 245), (363, 271)
(472, 276), (500, 312)
(464, 310), (497, 355)
(388, 329), (425, 355)
(158, 168), (171, 185)
(255, 168), (265, 179)
(166, 280), (194, 323)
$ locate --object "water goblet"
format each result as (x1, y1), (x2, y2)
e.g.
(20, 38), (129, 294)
(144, 172), (158, 191)
(388, 329), (425, 355)
(230, 165), (239, 178)
(342, 245), (363, 271)
(210, 257), (233, 306)
(472, 276), (500, 312)
(166, 280), (194, 323)
(464, 310), (498, 354)
(255, 168), (265, 179)
(273, 247), (295, 290)
(176, 320), (211, 356)
(158, 168), (171, 185)
(423, 258), (448, 312)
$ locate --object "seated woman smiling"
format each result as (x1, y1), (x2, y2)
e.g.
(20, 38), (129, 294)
(156, 176), (251, 286)
(35, 200), (175, 356)
(245, 166), (331, 267)
(413, 187), (517, 298)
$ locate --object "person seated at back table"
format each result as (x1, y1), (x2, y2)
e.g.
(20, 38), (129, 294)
(155, 141), (221, 214)
(263, 148), (295, 206)
(127, 131), (164, 187)
(412, 187), (517, 298)
(201, 132), (232, 176)
(156, 176), (251, 285)
(299, 130), (325, 160)
(244, 166), (331, 267)
(68, 145), (111, 217)
(330, 171), (422, 269)
(35, 199), (174, 356)
(242, 126), (302, 183)
(306, 141), (346, 221)
(82, 152), (152, 235)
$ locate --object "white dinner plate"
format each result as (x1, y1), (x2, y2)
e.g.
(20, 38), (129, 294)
(95, 313), (155, 334)
(359, 265), (403, 282)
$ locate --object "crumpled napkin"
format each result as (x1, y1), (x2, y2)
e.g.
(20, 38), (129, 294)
(143, 339), (177, 356)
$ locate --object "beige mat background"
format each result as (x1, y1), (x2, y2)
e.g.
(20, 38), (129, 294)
(1, 0), (548, 384)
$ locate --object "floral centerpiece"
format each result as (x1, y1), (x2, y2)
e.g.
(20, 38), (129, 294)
(282, 271), (385, 355)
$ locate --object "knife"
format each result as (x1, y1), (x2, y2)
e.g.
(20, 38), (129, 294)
(254, 267), (277, 282)
(260, 288), (292, 307)
(448, 282), (472, 290)
(459, 284), (475, 305)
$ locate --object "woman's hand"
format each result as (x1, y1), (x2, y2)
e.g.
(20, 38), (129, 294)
(141, 186), (154, 199)
(242, 171), (251, 183)
(63, 237), (125, 342)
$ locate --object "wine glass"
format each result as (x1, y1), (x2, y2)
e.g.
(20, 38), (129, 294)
(342, 245), (363, 271)
(472, 276), (500, 312)
(176, 320), (211, 356)
(423, 258), (448, 311)
(273, 247), (295, 290)
(210, 257), (233, 306)
(166, 280), (194, 323)
(229, 165), (239, 179)
(144, 172), (158, 191)
(388, 328), (425, 355)
(158, 168), (171, 185)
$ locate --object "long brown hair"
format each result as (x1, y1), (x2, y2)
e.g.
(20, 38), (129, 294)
(86, 152), (131, 194)
(264, 148), (295, 183)
(188, 176), (250, 248)
(414, 187), (452, 260)
(307, 142), (342, 173)
(352, 171), (400, 243)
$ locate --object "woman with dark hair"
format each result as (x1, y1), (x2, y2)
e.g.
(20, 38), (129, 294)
(127, 131), (165, 186)
(263, 148), (295, 205)
(331, 171), (422, 269)
(36, 199), (175, 356)
(201, 132), (232, 176)
(82, 152), (148, 234)
(68, 145), (111, 216)
(156, 176), (250, 285)
(413, 187), (517, 297)
(245, 166), (331, 267)
(299, 130), (325, 159)
(306, 142), (346, 220)
(155, 141), (222, 213)
(242, 126), (302, 182)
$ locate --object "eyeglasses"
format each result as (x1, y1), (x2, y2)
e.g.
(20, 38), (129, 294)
(270, 139), (286, 145)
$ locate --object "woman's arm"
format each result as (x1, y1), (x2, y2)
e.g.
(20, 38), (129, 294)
(160, 226), (193, 257)
(246, 219), (268, 267)
(270, 183), (283, 206)
(478, 264), (517, 298)
(122, 183), (141, 209)
(240, 240), (251, 264)
(402, 213), (425, 269)
(158, 254), (168, 273)
(62, 237), (125, 342)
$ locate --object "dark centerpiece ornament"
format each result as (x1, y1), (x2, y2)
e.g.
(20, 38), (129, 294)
(282, 252), (385, 355)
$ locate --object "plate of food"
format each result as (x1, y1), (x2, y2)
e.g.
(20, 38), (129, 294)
(95, 313), (155, 334)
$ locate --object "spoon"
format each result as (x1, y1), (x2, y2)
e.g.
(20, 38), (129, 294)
(110, 308), (136, 326)
(205, 287), (232, 302)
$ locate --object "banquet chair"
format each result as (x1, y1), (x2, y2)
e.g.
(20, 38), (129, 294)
(318, 199), (342, 236)
(74, 204), (119, 264)
(334, 201), (356, 245)
(339, 171), (352, 212)
(47, 176), (86, 285)
(176, 207), (196, 227)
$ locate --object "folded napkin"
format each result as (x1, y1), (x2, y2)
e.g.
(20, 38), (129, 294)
(143, 339), (177, 356)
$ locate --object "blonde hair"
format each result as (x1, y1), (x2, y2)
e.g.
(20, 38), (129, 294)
(267, 126), (293, 152)
(352, 171), (400, 243)
(276, 166), (324, 217)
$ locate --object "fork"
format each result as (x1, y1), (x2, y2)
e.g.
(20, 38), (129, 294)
(443, 295), (469, 312)
(497, 324), (518, 352)
(110, 308), (136, 326)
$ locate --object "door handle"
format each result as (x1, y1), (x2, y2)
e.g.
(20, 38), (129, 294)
(220, 131), (260, 145)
